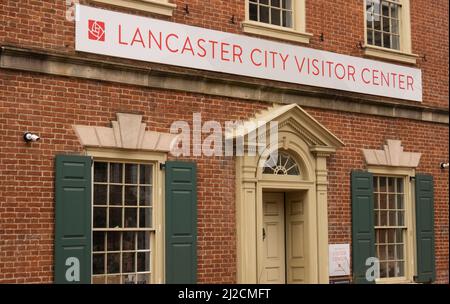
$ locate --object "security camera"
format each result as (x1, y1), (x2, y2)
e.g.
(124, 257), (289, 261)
(23, 132), (40, 142)
(440, 162), (449, 169)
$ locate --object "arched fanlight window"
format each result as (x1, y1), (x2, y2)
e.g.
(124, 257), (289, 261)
(263, 151), (300, 176)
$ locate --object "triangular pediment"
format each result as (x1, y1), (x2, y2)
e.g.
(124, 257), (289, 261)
(225, 104), (344, 150)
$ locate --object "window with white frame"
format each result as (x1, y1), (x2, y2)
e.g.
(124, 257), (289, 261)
(249, 0), (294, 28)
(263, 151), (300, 176)
(243, 0), (310, 44)
(373, 176), (406, 279)
(366, 0), (402, 50)
(92, 161), (154, 284)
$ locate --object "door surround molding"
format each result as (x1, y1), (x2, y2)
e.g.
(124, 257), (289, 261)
(235, 104), (344, 284)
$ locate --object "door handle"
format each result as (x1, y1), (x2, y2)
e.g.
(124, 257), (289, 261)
(262, 228), (266, 241)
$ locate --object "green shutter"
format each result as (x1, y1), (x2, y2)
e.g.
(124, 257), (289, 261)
(54, 155), (92, 284)
(351, 171), (375, 284)
(415, 174), (436, 283)
(165, 161), (197, 284)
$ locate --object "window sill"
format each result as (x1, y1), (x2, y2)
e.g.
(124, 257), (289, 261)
(242, 20), (312, 44)
(363, 44), (419, 65)
(92, 0), (177, 16)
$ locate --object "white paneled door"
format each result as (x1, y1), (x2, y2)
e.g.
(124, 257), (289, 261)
(261, 192), (306, 284)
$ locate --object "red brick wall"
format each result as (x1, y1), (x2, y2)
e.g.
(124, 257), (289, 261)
(0, 0), (448, 108)
(0, 70), (448, 283)
(0, 0), (448, 284)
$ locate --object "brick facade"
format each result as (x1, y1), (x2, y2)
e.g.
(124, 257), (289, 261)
(0, 0), (448, 283)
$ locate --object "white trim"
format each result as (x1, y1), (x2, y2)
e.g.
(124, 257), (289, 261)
(86, 148), (167, 284)
(363, 0), (416, 64)
(368, 167), (416, 284)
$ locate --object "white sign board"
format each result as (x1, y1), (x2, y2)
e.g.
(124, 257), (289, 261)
(329, 244), (350, 277)
(75, 5), (422, 102)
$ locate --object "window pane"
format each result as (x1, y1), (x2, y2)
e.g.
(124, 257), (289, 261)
(387, 245), (395, 260)
(125, 164), (138, 184)
(94, 185), (107, 206)
(367, 31), (374, 45)
(123, 274), (136, 284)
(110, 163), (123, 183)
(94, 207), (107, 228)
(388, 261), (396, 277)
(382, 17), (390, 32)
(375, 210), (379, 226)
(282, 0), (292, 9)
(396, 229), (403, 243)
(139, 208), (152, 228)
(379, 245), (387, 260)
(373, 0), (380, 14)
(140, 165), (152, 185)
(260, 0), (269, 4)
(382, 2), (389, 17)
(249, 3), (258, 21)
(138, 232), (150, 250)
(271, 8), (281, 26)
(125, 186), (138, 206)
(125, 208), (137, 228)
(139, 186), (152, 206)
(383, 33), (391, 48)
(110, 185), (123, 206)
(379, 229), (387, 243)
(137, 273), (150, 284)
(380, 210), (388, 226)
(387, 177), (395, 193)
(396, 261), (404, 277)
(271, 0), (281, 7)
(396, 178), (403, 193)
(93, 231), (105, 252)
(260, 5), (269, 23)
(137, 252), (151, 272)
(388, 229), (395, 243)
(107, 232), (121, 251)
(107, 253), (120, 274)
(282, 11), (292, 28)
(391, 4), (399, 19)
(374, 15), (381, 31)
(388, 194), (395, 209)
(123, 232), (135, 251)
(397, 211), (405, 226)
(122, 252), (135, 273)
(380, 194), (387, 209)
(380, 262), (387, 278)
(109, 208), (122, 228)
(374, 31), (382, 46)
(379, 177), (386, 192)
(397, 194), (404, 209)
(397, 244), (404, 259)
(94, 162), (107, 182)
(392, 35), (400, 50)
(374, 193), (378, 210)
(388, 211), (396, 226)
(93, 254), (105, 274)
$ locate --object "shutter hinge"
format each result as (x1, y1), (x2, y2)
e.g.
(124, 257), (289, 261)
(160, 163), (166, 170)
(410, 176), (415, 181)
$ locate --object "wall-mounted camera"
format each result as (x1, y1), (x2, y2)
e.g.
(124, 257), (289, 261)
(23, 132), (40, 143)
(440, 162), (449, 169)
